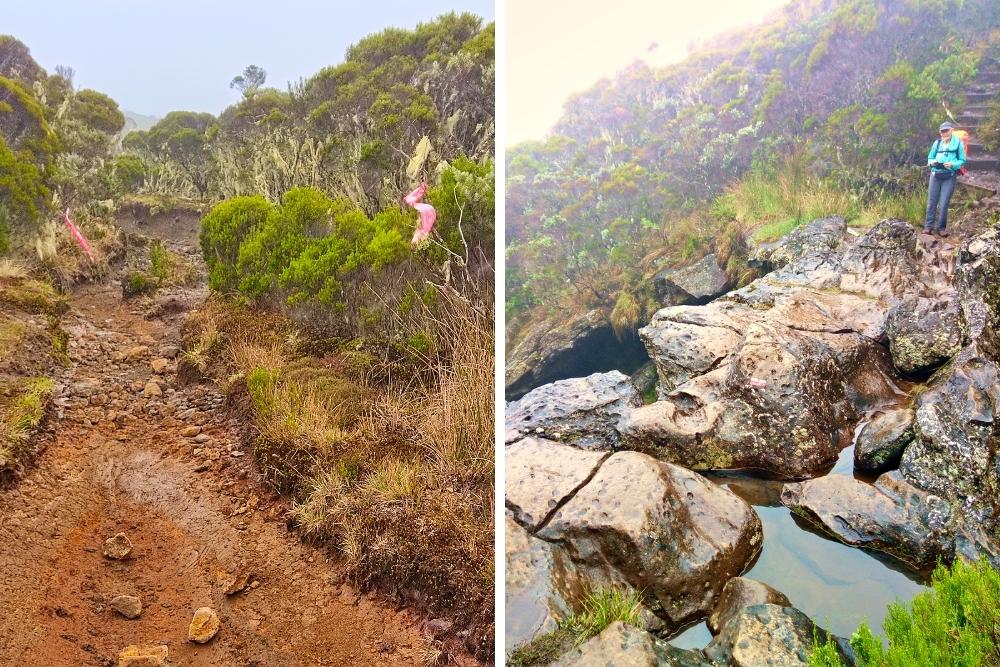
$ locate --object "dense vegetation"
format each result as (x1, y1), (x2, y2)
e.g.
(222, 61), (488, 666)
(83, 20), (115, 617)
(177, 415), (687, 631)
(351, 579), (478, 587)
(0, 14), (495, 660)
(809, 558), (1000, 666)
(0, 35), (129, 277)
(177, 15), (496, 660)
(123, 12), (494, 215)
(506, 0), (1000, 340)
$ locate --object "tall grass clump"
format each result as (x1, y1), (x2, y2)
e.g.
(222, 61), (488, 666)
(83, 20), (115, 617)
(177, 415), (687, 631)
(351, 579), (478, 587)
(184, 289), (495, 658)
(808, 557), (1000, 666)
(507, 587), (644, 667)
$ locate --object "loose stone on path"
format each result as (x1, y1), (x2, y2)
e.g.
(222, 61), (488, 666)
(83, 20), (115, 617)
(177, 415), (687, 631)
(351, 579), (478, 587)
(188, 606), (221, 643)
(103, 533), (133, 560)
(110, 595), (142, 619)
(117, 644), (168, 667)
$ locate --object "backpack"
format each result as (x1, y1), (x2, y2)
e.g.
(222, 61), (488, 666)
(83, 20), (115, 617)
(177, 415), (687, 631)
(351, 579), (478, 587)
(954, 129), (970, 176)
(932, 132), (968, 176)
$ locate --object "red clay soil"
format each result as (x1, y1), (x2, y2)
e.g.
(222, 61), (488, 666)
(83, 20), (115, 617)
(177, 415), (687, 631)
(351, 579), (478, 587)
(0, 272), (473, 665)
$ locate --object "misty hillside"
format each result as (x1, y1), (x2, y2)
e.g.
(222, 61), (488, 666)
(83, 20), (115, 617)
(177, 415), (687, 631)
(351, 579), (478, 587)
(122, 109), (159, 133)
(505, 0), (1000, 337)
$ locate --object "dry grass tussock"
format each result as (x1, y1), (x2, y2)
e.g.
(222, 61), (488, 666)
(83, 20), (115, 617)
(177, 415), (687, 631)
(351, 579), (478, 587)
(183, 290), (495, 659)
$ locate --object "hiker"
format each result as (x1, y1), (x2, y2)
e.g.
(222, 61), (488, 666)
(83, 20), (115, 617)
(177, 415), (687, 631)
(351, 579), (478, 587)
(924, 121), (966, 237)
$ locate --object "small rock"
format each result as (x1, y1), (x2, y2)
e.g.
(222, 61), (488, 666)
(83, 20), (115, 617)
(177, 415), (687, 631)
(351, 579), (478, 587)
(223, 567), (256, 596)
(188, 606), (220, 643)
(125, 345), (150, 361)
(150, 358), (169, 374)
(143, 381), (162, 398)
(194, 433), (210, 444)
(181, 425), (201, 437)
(708, 578), (791, 634)
(159, 345), (180, 359)
(111, 595), (142, 619)
(427, 618), (453, 638)
(117, 643), (168, 667)
(103, 533), (133, 560)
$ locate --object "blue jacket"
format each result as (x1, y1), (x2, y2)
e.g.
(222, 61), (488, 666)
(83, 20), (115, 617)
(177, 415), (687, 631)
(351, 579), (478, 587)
(927, 134), (966, 174)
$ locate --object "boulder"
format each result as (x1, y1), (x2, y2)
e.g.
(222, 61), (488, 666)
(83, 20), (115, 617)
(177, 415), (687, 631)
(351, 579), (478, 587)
(505, 516), (592, 650)
(780, 471), (953, 569)
(504, 371), (640, 449)
(704, 604), (854, 667)
(505, 438), (609, 530)
(552, 622), (709, 667)
(652, 253), (732, 306)
(900, 347), (1000, 528)
(707, 578), (791, 635)
(886, 296), (966, 375)
(854, 408), (915, 474)
(505, 309), (648, 401)
(748, 216), (846, 273)
(532, 447), (762, 630)
(623, 322), (886, 478)
(622, 220), (921, 479)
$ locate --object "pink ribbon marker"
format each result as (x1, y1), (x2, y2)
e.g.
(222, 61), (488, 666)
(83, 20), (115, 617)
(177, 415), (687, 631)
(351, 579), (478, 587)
(63, 209), (95, 261)
(403, 182), (437, 246)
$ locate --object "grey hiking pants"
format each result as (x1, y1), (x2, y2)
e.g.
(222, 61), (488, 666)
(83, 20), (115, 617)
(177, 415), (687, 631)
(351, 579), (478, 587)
(925, 171), (957, 231)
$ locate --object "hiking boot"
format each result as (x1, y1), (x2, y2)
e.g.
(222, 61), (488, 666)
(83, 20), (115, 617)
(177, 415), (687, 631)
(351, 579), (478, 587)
(938, 229), (950, 237)
(922, 225), (933, 234)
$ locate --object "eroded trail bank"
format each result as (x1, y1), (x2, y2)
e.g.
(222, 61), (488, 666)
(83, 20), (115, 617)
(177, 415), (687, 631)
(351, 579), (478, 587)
(0, 276), (436, 666)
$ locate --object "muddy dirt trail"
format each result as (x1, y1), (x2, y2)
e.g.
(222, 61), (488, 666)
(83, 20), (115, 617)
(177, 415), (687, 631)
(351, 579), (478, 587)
(0, 231), (442, 666)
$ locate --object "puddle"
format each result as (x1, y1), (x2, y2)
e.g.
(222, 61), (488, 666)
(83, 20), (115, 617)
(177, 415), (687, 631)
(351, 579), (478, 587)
(698, 473), (927, 643)
(669, 620), (713, 650)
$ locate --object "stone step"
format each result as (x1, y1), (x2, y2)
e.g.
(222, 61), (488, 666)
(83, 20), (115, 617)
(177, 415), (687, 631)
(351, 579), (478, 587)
(958, 112), (989, 124)
(967, 91), (995, 103)
(966, 155), (1000, 171)
(964, 104), (992, 113)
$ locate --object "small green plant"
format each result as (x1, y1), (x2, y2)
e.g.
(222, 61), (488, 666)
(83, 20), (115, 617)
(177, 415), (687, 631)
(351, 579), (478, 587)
(507, 588), (644, 666)
(122, 271), (156, 298)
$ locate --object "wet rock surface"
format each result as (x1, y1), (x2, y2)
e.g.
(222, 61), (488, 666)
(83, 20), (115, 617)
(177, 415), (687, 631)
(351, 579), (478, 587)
(529, 445), (762, 630)
(621, 219), (924, 479)
(505, 437), (608, 530)
(707, 577), (791, 635)
(504, 371), (640, 449)
(505, 516), (585, 650)
(781, 471), (953, 568)
(854, 408), (915, 474)
(704, 604), (854, 667)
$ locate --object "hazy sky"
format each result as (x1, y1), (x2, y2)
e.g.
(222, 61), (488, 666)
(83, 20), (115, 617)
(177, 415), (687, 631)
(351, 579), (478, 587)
(3, 0), (494, 118)
(507, 0), (790, 145)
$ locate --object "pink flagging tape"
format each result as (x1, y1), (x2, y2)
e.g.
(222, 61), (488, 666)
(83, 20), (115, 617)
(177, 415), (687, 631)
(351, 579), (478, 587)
(63, 209), (95, 261)
(403, 182), (437, 246)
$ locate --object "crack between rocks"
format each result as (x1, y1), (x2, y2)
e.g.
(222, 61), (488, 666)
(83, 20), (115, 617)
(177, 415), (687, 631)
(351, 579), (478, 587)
(652, 315), (744, 336)
(530, 451), (614, 536)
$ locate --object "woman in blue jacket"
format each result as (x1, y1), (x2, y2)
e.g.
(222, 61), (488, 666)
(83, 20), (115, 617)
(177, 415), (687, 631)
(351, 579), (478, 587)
(924, 121), (966, 237)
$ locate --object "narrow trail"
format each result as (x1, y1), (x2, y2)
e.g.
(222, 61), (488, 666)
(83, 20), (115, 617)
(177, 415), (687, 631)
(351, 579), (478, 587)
(0, 229), (437, 665)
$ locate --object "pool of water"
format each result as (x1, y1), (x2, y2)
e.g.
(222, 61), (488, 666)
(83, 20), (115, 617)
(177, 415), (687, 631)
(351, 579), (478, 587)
(668, 472), (928, 649)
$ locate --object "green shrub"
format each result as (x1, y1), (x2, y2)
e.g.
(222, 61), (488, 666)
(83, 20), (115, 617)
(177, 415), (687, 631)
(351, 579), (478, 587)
(122, 271), (156, 298)
(809, 558), (1000, 666)
(199, 195), (273, 291)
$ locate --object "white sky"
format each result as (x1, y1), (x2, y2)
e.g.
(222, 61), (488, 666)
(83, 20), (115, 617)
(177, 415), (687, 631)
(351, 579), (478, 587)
(506, 0), (791, 145)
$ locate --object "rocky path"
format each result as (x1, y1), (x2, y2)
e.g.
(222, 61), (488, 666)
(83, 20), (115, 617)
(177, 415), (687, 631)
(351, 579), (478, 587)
(0, 245), (437, 665)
